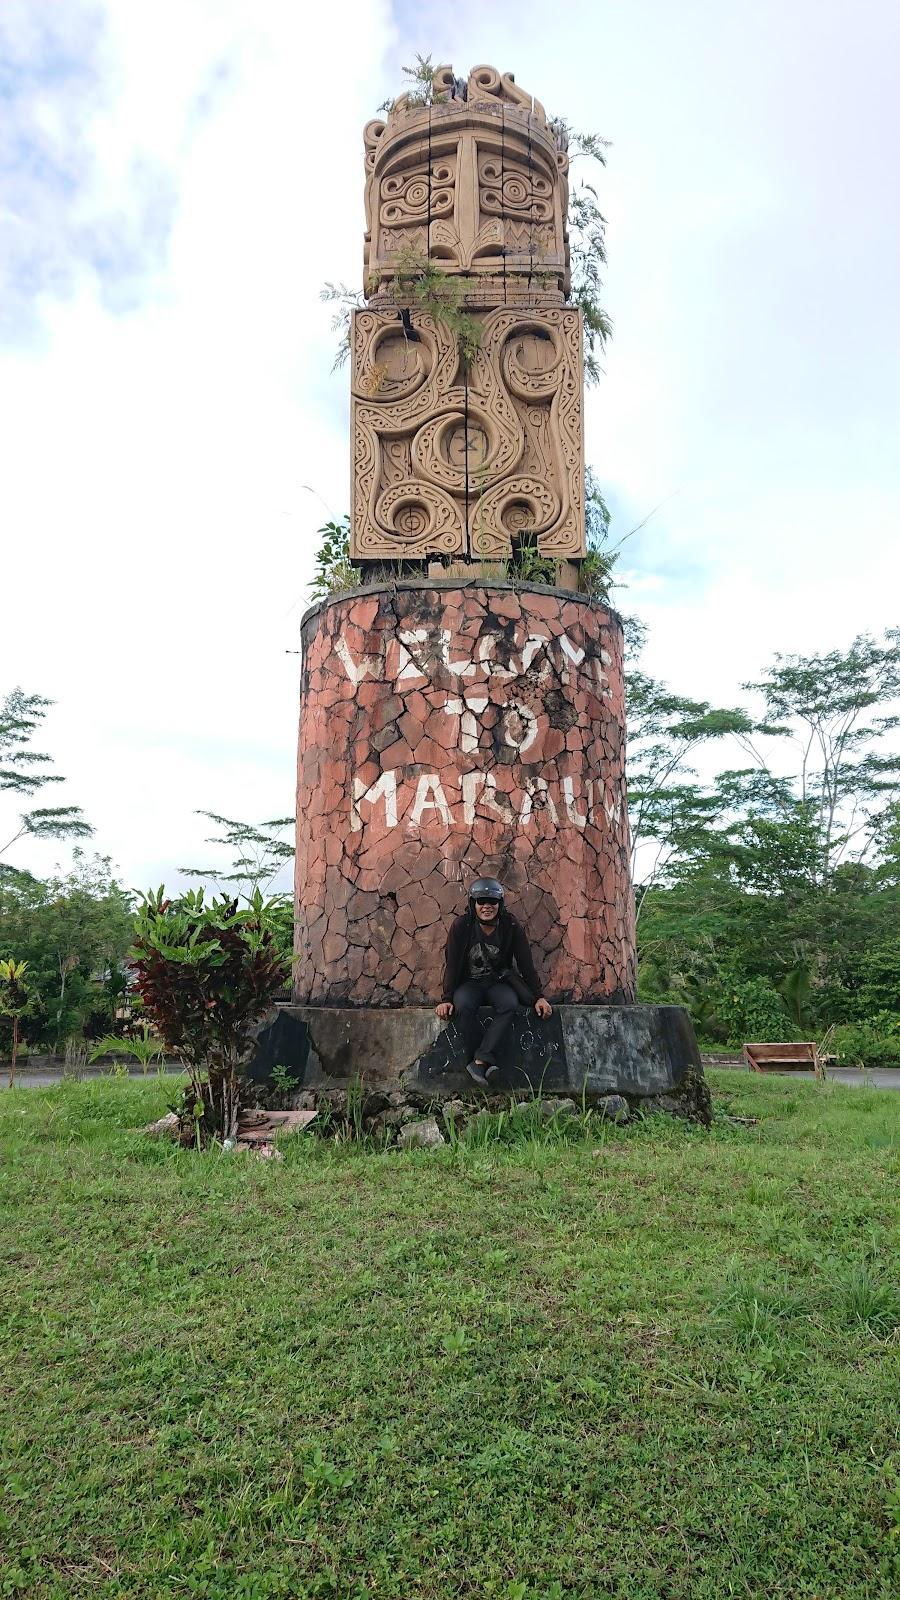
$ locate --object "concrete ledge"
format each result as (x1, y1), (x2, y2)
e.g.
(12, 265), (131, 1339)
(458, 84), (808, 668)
(247, 1003), (702, 1103)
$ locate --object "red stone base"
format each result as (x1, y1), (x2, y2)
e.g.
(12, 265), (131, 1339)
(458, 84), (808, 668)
(295, 581), (636, 1006)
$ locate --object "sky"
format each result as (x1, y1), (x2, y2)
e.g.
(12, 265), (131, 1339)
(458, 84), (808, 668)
(1, 0), (898, 893)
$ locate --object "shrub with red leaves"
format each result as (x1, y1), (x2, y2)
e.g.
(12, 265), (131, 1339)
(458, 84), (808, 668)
(131, 887), (289, 1142)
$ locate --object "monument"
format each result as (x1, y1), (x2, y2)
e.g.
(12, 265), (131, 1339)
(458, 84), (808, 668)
(252, 65), (702, 1108)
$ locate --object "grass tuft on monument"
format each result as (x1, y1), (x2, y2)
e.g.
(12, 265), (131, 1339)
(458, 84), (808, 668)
(1, 1069), (898, 1596)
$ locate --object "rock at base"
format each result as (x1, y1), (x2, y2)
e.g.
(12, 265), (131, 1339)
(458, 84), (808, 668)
(144, 1112), (180, 1140)
(596, 1094), (629, 1124)
(397, 1117), (446, 1150)
(541, 1098), (578, 1119)
(639, 1068), (713, 1128)
(246, 1002), (704, 1117)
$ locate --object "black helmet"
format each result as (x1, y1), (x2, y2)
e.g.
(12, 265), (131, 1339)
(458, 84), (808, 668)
(469, 877), (504, 903)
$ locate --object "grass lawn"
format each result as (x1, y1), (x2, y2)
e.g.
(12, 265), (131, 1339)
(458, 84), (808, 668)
(1, 1071), (899, 1599)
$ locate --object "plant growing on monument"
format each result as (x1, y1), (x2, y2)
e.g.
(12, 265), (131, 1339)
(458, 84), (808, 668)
(129, 887), (288, 1144)
(325, 63), (612, 380)
(321, 254), (482, 372)
(320, 285), (367, 373)
(505, 538), (560, 589)
(308, 515), (361, 596)
(561, 130), (613, 383)
(389, 248), (482, 366)
(577, 470), (624, 602)
(0, 958), (38, 1087)
(378, 53), (450, 113)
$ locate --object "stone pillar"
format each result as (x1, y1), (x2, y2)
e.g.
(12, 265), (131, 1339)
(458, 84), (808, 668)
(255, 61), (703, 1113)
(294, 580), (636, 1008)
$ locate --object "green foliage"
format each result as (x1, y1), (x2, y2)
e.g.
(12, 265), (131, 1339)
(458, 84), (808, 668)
(309, 515), (361, 599)
(561, 132), (613, 383)
(0, 687), (92, 863)
(130, 886), (289, 1140)
(180, 810), (295, 905)
(319, 283), (366, 371)
(504, 538), (560, 589)
(576, 469), (643, 602)
(270, 1063), (299, 1100)
(831, 1014), (900, 1069)
(88, 1024), (167, 1073)
(377, 52), (448, 113)
(716, 975), (794, 1047)
(0, 957), (36, 1084)
(0, 851), (133, 1054)
(390, 247), (482, 365)
(742, 628), (900, 878)
(321, 248), (483, 372)
(633, 630), (900, 1056)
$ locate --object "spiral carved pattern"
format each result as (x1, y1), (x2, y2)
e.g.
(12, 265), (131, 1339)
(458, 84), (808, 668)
(351, 306), (584, 561)
(379, 164), (456, 225)
(363, 65), (568, 293)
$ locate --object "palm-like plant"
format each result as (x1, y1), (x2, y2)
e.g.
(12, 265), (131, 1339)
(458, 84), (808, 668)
(0, 958), (35, 1087)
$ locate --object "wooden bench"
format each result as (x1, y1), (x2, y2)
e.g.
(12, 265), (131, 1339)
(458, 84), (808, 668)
(742, 1042), (820, 1075)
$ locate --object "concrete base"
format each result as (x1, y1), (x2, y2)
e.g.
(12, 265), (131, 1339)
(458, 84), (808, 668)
(246, 1003), (703, 1105)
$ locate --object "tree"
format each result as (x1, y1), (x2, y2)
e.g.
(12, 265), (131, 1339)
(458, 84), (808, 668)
(181, 811), (294, 899)
(741, 629), (900, 881)
(0, 852), (134, 1051)
(0, 959), (37, 1086)
(1, 689), (92, 868)
(632, 634), (900, 1051)
(625, 666), (772, 919)
(131, 888), (289, 1143)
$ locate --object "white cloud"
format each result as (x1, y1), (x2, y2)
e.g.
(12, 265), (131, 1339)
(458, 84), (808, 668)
(1, 0), (897, 891)
(1, 0), (394, 888)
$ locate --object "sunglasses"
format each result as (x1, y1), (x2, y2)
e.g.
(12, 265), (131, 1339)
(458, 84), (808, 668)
(473, 897), (500, 906)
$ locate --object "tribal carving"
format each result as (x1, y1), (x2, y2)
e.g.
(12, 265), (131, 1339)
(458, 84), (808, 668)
(364, 64), (570, 301)
(351, 306), (584, 561)
(353, 66), (586, 565)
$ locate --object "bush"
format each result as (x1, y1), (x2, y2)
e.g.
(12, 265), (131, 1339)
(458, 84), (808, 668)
(716, 975), (794, 1047)
(831, 1013), (900, 1069)
(130, 887), (289, 1142)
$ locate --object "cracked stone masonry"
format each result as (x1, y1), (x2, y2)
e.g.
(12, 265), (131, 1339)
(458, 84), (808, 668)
(294, 583), (636, 1008)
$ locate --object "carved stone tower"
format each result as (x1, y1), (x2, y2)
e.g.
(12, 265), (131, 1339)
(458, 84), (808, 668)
(268, 65), (701, 1110)
(351, 65), (584, 578)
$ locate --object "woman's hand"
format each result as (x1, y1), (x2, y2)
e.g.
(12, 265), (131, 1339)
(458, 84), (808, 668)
(435, 1001), (454, 1020)
(534, 998), (552, 1019)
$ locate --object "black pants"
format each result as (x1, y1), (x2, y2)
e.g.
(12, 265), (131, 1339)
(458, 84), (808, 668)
(452, 979), (518, 1065)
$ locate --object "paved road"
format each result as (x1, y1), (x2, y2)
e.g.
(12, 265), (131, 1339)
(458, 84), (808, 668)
(2, 1066), (898, 1091)
(722, 1066), (900, 1090)
(1, 1066), (184, 1090)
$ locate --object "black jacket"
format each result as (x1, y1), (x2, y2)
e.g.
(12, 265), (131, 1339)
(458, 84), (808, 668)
(441, 909), (544, 1002)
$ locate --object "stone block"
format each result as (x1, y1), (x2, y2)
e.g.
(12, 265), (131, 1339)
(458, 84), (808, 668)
(247, 1004), (703, 1115)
